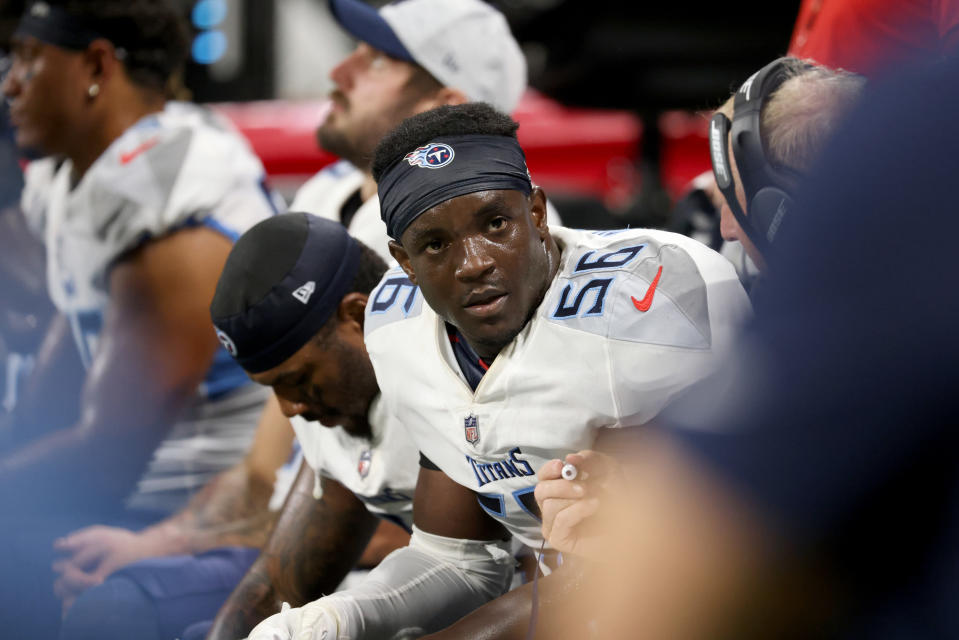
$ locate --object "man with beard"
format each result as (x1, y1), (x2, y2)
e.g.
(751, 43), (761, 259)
(289, 0), (534, 260)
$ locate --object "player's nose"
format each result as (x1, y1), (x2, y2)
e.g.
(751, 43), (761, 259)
(454, 236), (495, 282)
(329, 46), (364, 90)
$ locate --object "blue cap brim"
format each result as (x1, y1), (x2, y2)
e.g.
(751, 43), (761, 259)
(327, 0), (415, 62)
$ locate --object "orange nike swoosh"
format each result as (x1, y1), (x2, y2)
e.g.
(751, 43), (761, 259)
(119, 138), (158, 164)
(631, 265), (663, 312)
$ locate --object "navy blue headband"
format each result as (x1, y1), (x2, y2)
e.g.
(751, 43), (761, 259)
(14, 2), (108, 51)
(210, 213), (361, 374)
(378, 134), (532, 240)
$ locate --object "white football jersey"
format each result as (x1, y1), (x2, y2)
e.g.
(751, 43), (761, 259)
(21, 101), (280, 514)
(365, 226), (752, 549)
(289, 396), (419, 530)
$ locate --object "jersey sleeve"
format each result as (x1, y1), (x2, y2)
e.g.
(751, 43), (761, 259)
(603, 237), (751, 427)
(87, 107), (277, 268)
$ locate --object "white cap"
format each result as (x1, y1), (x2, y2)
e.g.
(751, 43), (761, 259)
(328, 0), (527, 114)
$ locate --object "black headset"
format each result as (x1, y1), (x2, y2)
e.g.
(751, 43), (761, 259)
(709, 57), (808, 258)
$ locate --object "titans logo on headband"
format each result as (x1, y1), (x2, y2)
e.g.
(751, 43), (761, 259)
(405, 143), (455, 169)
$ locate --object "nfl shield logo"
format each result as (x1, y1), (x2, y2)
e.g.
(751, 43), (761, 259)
(464, 414), (479, 445)
(357, 449), (372, 478)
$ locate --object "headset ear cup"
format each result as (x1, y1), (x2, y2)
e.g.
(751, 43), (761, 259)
(749, 187), (793, 245)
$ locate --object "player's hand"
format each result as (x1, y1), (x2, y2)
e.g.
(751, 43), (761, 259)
(246, 600), (339, 640)
(52, 525), (159, 613)
(535, 450), (624, 560)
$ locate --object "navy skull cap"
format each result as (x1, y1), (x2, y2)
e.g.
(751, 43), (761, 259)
(210, 212), (361, 373)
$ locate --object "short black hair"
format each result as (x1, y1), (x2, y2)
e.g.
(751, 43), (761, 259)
(351, 242), (389, 297)
(371, 103), (520, 182)
(54, 0), (189, 93)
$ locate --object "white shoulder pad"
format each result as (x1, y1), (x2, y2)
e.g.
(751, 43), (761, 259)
(83, 102), (274, 262)
(364, 266), (424, 337)
(543, 227), (720, 350)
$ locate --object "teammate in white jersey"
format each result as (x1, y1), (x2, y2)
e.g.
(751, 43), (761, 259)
(0, 2), (276, 636)
(201, 213), (421, 640)
(289, 0), (531, 261)
(246, 106), (751, 639)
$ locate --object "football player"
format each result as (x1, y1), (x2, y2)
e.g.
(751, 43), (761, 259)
(202, 214), (420, 640)
(247, 103), (752, 639)
(0, 1), (277, 634)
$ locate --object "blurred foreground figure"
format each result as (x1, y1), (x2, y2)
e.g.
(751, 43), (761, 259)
(539, 54), (959, 639)
(0, 1), (277, 636)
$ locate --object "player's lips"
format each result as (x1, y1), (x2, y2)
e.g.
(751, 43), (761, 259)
(463, 289), (508, 317)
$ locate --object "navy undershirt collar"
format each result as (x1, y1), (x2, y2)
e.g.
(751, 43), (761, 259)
(446, 323), (490, 392)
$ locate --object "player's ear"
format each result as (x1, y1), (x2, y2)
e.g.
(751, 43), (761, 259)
(529, 187), (549, 241)
(83, 38), (120, 91)
(389, 240), (417, 284)
(337, 291), (368, 332)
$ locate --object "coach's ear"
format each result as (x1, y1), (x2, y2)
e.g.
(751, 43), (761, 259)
(389, 240), (417, 284)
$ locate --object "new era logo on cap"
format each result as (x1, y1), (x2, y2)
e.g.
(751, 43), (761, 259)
(405, 143), (454, 169)
(292, 281), (316, 304)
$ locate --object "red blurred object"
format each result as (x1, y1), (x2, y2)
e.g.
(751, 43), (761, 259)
(658, 110), (712, 198)
(212, 90), (645, 204)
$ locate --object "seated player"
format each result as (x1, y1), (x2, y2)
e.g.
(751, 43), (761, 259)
(0, 1), (277, 635)
(247, 103), (752, 639)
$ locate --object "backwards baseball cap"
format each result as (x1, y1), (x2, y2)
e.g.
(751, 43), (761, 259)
(210, 213), (360, 374)
(328, 0), (527, 114)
